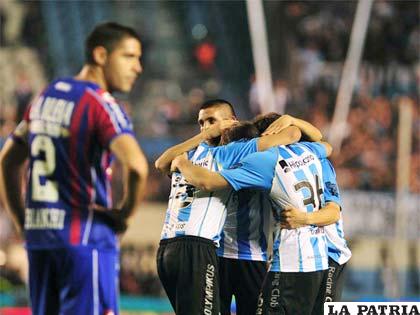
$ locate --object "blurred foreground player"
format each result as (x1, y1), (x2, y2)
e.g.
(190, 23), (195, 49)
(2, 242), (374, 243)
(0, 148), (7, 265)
(0, 22), (148, 315)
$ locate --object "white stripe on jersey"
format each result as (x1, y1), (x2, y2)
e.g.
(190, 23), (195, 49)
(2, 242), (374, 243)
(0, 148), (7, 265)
(92, 249), (99, 315)
(160, 145), (233, 245)
(82, 167), (97, 245)
(82, 209), (94, 245)
(218, 191), (270, 261)
(325, 213), (352, 264)
(270, 146), (328, 272)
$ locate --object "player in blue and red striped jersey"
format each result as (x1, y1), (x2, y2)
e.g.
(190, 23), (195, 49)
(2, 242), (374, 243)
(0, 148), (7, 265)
(0, 22), (148, 315)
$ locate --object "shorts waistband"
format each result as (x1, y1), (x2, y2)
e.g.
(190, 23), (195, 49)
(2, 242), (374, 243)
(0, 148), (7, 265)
(160, 235), (216, 247)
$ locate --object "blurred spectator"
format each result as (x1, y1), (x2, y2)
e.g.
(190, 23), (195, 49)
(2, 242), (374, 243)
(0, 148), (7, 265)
(0, 0), (27, 46)
(120, 244), (164, 296)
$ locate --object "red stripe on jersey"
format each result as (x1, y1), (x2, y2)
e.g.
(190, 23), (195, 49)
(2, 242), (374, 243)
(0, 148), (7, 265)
(87, 96), (95, 202)
(68, 92), (92, 245)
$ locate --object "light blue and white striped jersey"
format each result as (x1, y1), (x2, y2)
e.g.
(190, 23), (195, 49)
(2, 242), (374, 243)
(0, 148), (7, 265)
(220, 142), (329, 272)
(160, 139), (258, 246)
(216, 189), (271, 261)
(321, 159), (352, 265)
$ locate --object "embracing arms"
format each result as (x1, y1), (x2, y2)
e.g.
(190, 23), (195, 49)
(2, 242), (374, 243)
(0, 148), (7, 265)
(262, 114), (322, 141)
(280, 202), (340, 229)
(154, 120), (236, 175)
(171, 154), (229, 191)
(156, 114), (324, 174)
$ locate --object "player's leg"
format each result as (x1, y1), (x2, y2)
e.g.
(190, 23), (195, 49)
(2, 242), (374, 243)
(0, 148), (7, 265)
(279, 270), (325, 315)
(325, 258), (347, 302)
(27, 249), (60, 315)
(97, 249), (120, 315)
(175, 236), (220, 315)
(58, 246), (119, 315)
(312, 258), (347, 314)
(234, 260), (267, 315)
(255, 271), (283, 315)
(156, 240), (178, 310)
(218, 257), (234, 315)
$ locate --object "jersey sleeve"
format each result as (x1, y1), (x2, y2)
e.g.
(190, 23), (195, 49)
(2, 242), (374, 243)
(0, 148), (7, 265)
(321, 158), (342, 207)
(212, 138), (258, 169)
(299, 141), (327, 159)
(219, 149), (277, 192)
(91, 92), (135, 148)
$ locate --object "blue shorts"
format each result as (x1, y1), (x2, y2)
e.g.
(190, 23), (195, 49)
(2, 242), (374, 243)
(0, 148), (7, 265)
(27, 247), (119, 315)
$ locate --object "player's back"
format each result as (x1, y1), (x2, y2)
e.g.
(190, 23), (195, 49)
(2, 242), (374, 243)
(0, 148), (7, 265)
(24, 78), (133, 250)
(270, 142), (329, 272)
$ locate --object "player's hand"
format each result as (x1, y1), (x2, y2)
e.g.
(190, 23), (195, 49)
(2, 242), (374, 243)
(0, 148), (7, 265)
(262, 114), (294, 136)
(280, 207), (308, 229)
(204, 119), (237, 140)
(170, 152), (188, 173)
(89, 204), (128, 234)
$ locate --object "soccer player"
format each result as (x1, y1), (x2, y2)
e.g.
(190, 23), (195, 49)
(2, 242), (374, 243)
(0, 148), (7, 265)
(155, 101), (321, 314)
(280, 157), (351, 306)
(171, 137), (333, 315)
(0, 22), (148, 315)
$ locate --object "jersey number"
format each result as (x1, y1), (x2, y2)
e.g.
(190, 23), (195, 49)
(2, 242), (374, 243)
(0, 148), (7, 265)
(31, 135), (58, 202)
(293, 174), (323, 210)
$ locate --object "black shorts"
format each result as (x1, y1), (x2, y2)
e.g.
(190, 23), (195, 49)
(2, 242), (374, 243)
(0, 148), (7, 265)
(322, 258), (347, 302)
(256, 269), (326, 315)
(218, 257), (267, 315)
(312, 258), (347, 314)
(157, 236), (220, 315)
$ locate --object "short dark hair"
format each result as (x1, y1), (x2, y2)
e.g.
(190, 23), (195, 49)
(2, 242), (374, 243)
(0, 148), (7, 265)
(220, 121), (260, 145)
(199, 99), (236, 117)
(85, 22), (141, 64)
(252, 112), (281, 134)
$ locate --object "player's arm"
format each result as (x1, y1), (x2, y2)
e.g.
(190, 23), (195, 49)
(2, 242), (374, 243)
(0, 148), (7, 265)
(0, 124), (29, 234)
(262, 114), (322, 141)
(280, 202), (340, 229)
(257, 126), (301, 151)
(109, 134), (149, 219)
(171, 154), (229, 191)
(155, 120), (236, 175)
(320, 141), (333, 157)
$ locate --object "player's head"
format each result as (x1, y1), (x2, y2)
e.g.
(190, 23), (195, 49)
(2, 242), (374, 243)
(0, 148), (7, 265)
(220, 121), (259, 145)
(198, 99), (237, 146)
(252, 112), (281, 134)
(85, 22), (142, 93)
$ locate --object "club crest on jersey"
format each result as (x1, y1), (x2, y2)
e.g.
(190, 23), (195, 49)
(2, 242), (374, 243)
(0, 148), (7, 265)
(326, 181), (339, 197)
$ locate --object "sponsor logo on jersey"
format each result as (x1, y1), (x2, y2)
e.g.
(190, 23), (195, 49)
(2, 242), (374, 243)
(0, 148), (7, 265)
(278, 159), (291, 173)
(287, 154), (315, 170)
(193, 158), (210, 168)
